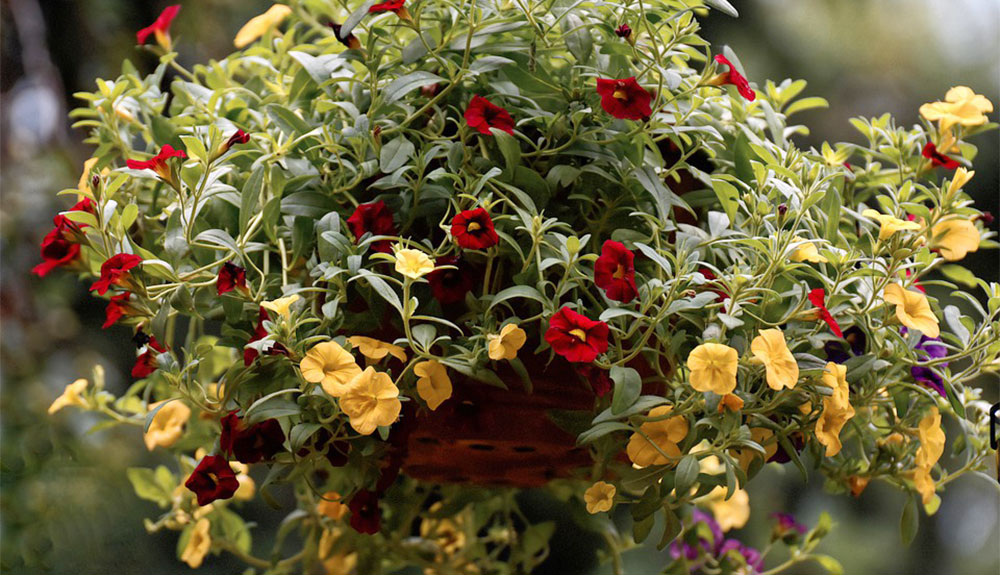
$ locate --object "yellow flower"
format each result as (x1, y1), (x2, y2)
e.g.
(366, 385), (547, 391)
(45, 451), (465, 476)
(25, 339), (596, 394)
(626, 406), (689, 467)
(732, 427), (778, 473)
(414, 360), (452, 411)
(699, 486), (750, 532)
(339, 367), (402, 435)
(947, 167), (974, 197)
(919, 86), (993, 131)
(143, 400), (191, 451)
(815, 362), (855, 457)
(861, 209), (921, 241)
(262, 294), (300, 318)
(750, 329), (799, 390)
(347, 336), (407, 363)
(690, 440), (725, 475)
(717, 393), (744, 413)
(318, 492), (349, 520)
(232, 462), (256, 501)
(883, 284), (940, 338)
(419, 502), (466, 555)
(394, 248), (435, 279)
(930, 219), (980, 261)
(913, 467), (935, 506)
(180, 518), (212, 568)
(915, 407), (945, 471)
(234, 4), (293, 48)
(584, 481), (616, 514)
(300, 341), (363, 397)
(788, 236), (828, 263)
(687, 343), (739, 395)
(487, 324), (527, 360)
(48, 378), (89, 414)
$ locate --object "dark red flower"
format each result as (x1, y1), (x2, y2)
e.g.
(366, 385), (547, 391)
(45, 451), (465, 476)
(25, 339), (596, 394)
(921, 142), (959, 169)
(219, 411), (286, 464)
(132, 336), (167, 379)
(808, 288), (843, 338)
(699, 268), (730, 304)
(427, 256), (475, 304)
(184, 455), (239, 507)
(594, 240), (637, 303)
(712, 55), (756, 101)
(136, 5), (181, 46)
(32, 219), (81, 277)
(90, 253), (142, 295)
(328, 23), (362, 50)
(451, 208), (499, 250)
(544, 307), (610, 363)
(369, 0), (407, 14)
(464, 96), (515, 135)
(577, 364), (613, 397)
(348, 489), (381, 534)
(615, 24), (632, 39)
(347, 200), (397, 253)
(103, 292), (133, 329)
(596, 77), (652, 120)
(217, 262), (247, 295)
(126, 145), (187, 182)
(69, 197), (96, 216)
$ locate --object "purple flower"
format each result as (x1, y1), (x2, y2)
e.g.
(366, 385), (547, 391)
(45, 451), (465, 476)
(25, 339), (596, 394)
(823, 325), (866, 364)
(771, 512), (806, 534)
(907, 331), (948, 397)
(719, 539), (764, 573)
(669, 509), (725, 564)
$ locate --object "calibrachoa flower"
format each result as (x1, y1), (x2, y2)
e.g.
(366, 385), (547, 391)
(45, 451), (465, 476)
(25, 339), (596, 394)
(464, 96), (515, 135)
(718, 539), (764, 573)
(593, 240), (638, 303)
(913, 406), (945, 504)
(132, 336), (167, 379)
(180, 518), (211, 569)
(709, 54), (756, 101)
(347, 201), (397, 253)
(262, 294), (300, 318)
(33, 218), (82, 277)
(394, 247), (435, 279)
(788, 236), (827, 263)
(670, 509), (723, 562)
(220, 411), (286, 463)
(427, 256), (475, 304)
(626, 405), (689, 467)
(699, 486), (750, 532)
(823, 325), (866, 364)
(414, 360), (452, 411)
(919, 86), (993, 131)
(126, 145), (186, 184)
(910, 333), (948, 397)
(244, 307), (271, 366)
(185, 455), (240, 506)
(90, 253), (142, 295)
(300, 341), (363, 397)
(596, 77), (652, 120)
(451, 207), (500, 249)
(348, 489), (381, 535)
(750, 329), (799, 390)
(328, 23), (362, 50)
(217, 262), (247, 295)
(339, 367), (402, 435)
(144, 400), (191, 451)
(718, 393), (744, 413)
(921, 142), (960, 169)
(946, 166), (975, 197)
(687, 342), (739, 394)
(862, 208), (921, 240)
(234, 4), (293, 48)
(815, 362), (855, 456)
(614, 24), (633, 43)
(930, 218), (980, 261)
(732, 428), (778, 472)
(544, 307), (609, 363)
(577, 364), (613, 397)
(102, 292), (133, 328)
(347, 336), (407, 363)
(48, 378), (89, 414)
(318, 492), (350, 520)
(136, 5), (181, 49)
(584, 481), (616, 514)
(808, 288), (843, 338)
(883, 283), (939, 337)
(487, 323), (527, 361)
(771, 512), (807, 541)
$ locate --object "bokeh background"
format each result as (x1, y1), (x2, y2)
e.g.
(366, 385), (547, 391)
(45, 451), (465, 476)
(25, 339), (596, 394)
(1, 1), (997, 574)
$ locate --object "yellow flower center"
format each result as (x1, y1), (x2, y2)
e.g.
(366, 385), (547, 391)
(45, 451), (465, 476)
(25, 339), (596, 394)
(612, 89), (628, 101)
(569, 328), (587, 342)
(613, 265), (626, 280)
(467, 221), (481, 232)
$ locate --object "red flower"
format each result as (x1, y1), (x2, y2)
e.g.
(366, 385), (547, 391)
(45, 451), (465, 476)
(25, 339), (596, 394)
(348, 489), (381, 535)
(577, 364), (613, 397)
(921, 142), (959, 169)
(69, 197), (96, 216)
(103, 292), (133, 329)
(243, 307), (289, 366)
(596, 77), (652, 120)
(227, 129), (251, 147)
(136, 5), (181, 46)
(32, 219), (81, 277)
(328, 23), (362, 50)
(126, 145), (187, 182)
(712, 55), (756, 101)
(593, 240), (637, 303)
(615, 24), (632, 39)
(369, 0), (406, 13)
(90, 253), (142, 295)
(808, 288), (843, 338)
(347, 200), (397, 253)
(544, 307), (610, 363)
(217, 262), (247, 295)
(427, 256), (475, 304)
(451, 208), (499, 250)
(219, 411), (286, 464)
(184, 455), (239, 507)
(699, 268), (730, 304)
(464, 96), (515, 135)
(132, 336), (167, 379)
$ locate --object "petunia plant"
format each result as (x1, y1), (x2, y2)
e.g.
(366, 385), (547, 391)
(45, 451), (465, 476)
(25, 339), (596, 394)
(44, 1), (997, 573)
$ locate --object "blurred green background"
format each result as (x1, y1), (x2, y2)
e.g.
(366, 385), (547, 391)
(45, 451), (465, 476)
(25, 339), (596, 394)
(1, 1), (997, 573)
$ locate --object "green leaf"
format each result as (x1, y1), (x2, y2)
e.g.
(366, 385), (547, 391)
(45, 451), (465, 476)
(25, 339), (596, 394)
(658, 505), (682, 550)
(900, 494), (919, 546)
(785, 96), (829, 116)
(674, 455), (700, 495)
(710, 178), (740, 222)
(610, 366), (641, 415)
(561, 13), (593, 65)
(244, 389), (300, 424)
(939, 264), (978, 288)
(577, 421), (632, 445)
(126, 466), (175, 508)
(266, 104), (312, 136)
(380, 136), (415, 173)
(239, 165), (265, 236)
(120, 203), (139, 230)
(704, 0), (739, 17)
(813, 555), (845, 575)
(382, 72), (444, 105)
(494, 130), (521, 173)
(356, 271), (403, 315)
(632, 514), (654, 544)
(488, 285), (547, 311)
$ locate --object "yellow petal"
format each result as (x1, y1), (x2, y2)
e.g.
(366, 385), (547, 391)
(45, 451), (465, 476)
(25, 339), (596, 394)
(180, 518), (212, 568)
(947, 167), (974, 197)
(48, 378), (89, 414)
(143, 400), (191, 451)
(346, 336), (407, 363)
(698, 486), (750, 532)
(339, 367), (401, 435)
(317, 492), (350, 520)
(262, 294), (300, 317)
(584, 481), (616, 514)
(487, 323), (527, 360)
(300, 341), (362, 397)
(930, 219), (979, 261)
(626, 406), (688, 467)
(883, 284), (939, 337)
(750, 328), (799, 390)
(788, 236), (828, 263)
(394, 248), (435, 279)
(815, 362), (854, 456)
(234, 4), (293, 48)
(414, 360), (452, 410)
(687, 343), (739, 394)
